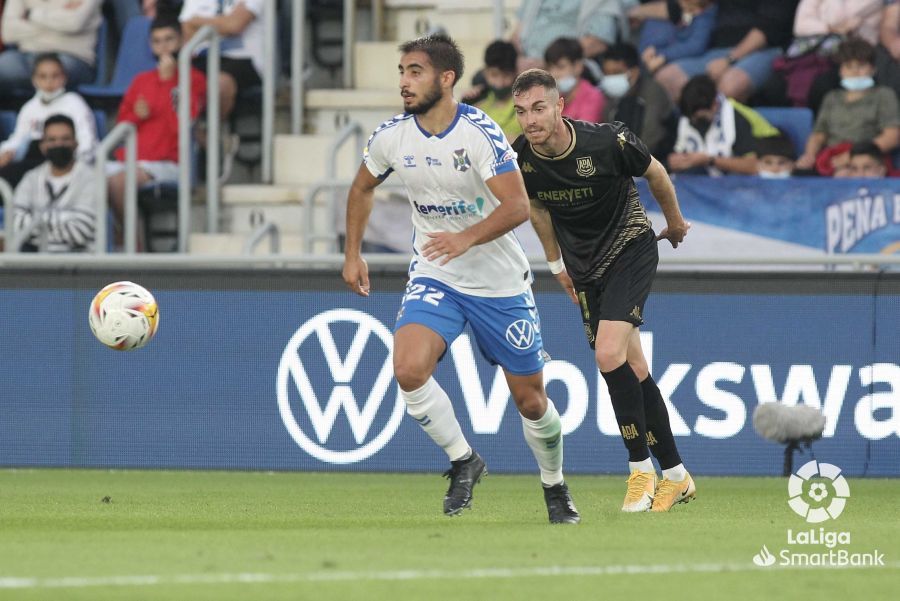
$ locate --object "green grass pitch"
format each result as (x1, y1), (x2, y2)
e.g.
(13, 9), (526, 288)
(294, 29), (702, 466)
(1, 469), (897, 600)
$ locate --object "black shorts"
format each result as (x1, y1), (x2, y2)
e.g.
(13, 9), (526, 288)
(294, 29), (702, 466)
(574, 229), (659, 349)
(192, 56), (261, 95)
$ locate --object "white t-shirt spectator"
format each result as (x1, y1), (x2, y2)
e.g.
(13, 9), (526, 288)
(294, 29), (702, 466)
(0, 92), (98, 161)
(179, 0), (265, 76)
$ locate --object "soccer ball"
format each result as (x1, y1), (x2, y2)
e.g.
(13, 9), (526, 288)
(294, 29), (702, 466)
(88, 281), (160, 351)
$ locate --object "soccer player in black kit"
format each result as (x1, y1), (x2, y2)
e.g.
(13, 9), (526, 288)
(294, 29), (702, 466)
(511, 69), (695, 512)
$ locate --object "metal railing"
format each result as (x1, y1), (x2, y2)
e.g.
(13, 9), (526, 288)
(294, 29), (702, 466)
(261, 0), (276, 182)
(178, 24), (220, 252)
(291, 0), (306, 134)
(343, 0), (356, 89)
(493, 0), (505, 39)
(1, 178), (13, 253)
(243, 221), (280, 255)
(94, 122), (138, 254)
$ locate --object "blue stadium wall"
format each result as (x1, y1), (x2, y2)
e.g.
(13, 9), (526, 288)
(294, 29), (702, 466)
(0, 268), (897, 477)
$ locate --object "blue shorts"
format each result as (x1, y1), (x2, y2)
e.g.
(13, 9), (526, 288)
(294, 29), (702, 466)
(673, 47), (782, 91)
(394, 277), (545, 376)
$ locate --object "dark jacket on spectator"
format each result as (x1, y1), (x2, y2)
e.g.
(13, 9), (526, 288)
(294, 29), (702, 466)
(710, 0), (799, 51)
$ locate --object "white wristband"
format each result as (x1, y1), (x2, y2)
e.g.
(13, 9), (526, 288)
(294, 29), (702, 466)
(547, 258), (565, 275)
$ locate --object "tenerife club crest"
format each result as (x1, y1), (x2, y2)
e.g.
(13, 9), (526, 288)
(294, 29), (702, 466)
(453, 149), (471, 172)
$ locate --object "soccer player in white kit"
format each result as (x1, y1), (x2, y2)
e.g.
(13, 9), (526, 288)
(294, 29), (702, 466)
(342, 34), (579, 523)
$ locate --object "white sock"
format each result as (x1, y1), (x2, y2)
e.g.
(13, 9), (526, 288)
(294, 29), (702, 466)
(662, 463), (687, 482)
(402, 377), (470, 461)
(521, 399), (564, 486)
(629, 458), (655, 474)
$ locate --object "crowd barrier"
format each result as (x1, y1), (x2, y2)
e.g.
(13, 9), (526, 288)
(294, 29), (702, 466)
(0, 266), (897, 477)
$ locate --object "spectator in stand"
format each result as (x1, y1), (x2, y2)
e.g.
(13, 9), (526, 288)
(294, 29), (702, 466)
(180, 0), (264, 121)
(846, 141), (891, 178)
(12, 114), (95, 252)
(876, 0), (900, 99)
(639, 0), (718, 75)
(755, 134), (796, 178)
(545, 37), (605, 124)
(0, 53), (96, 188)
(601, 42), (677, 156)
(668, 74), (779, 175)
(108, 15), (205, 235)
(511, 0), (637, 72)
(470, 41), (521, 141)
(654, 0), (800, 103)
(796, 38), (900, 172)
(0, 0), (102, 92)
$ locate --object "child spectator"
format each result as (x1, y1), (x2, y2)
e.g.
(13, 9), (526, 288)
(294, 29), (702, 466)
(640, 0), (718, 74)
(472, 40), (521, 141)
(0, 53), (96, 188)
(601, 42), (677, 156)
(108, 16), (206, 228)
(796, 38), (900, 172)
(755, 134), (796, 178)
(545, 37), (605, 124)
(12, 114), (95, 252)
(846, 141), (891, 178)
(669, 74), (779, 175)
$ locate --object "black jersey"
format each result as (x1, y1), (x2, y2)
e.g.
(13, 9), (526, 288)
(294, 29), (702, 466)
(514, 119), (653, 283)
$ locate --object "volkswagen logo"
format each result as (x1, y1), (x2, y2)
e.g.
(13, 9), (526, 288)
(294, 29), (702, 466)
(505, 319), (536, 350)
(277, 309), (405, 464)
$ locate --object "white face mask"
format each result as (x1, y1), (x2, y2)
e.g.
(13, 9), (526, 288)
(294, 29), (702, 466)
(600, 73), (630, 98)
(758, 169), (791, 179)
(557, 76), (577, 94)
(38, 88), (65, 104)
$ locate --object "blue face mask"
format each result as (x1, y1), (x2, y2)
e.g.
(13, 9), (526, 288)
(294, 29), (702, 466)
(841, 76), (875, 91)
(600, 73), (631, 98)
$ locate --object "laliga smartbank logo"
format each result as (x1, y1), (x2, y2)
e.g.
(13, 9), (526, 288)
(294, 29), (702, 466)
(752, 460), (884, 568)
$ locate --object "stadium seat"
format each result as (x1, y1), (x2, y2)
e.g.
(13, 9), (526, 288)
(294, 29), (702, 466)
(0, 111), (16, 140)
(754, 107), (814, 155)
(79, 16), (155, 103)
(93, 110), (108, 139)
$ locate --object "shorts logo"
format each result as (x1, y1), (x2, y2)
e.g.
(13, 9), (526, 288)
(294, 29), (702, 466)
(629, 305), (642, 322)
(575, 156), (596, 177)
(453, 149), (471, 172)
(277, 309), (405, 464)
(505, 319), (536, 350)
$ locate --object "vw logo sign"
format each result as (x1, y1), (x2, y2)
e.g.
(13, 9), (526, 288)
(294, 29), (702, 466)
(505, 319), (535, 350)
(277, 309), (405, 464)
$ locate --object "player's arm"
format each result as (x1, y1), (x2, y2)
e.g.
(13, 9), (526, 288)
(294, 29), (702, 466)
(421, 170), (530, 265)
(642, 156), (691, 248)
(342, 163), (382, 296)
(530, 198), (577, 303)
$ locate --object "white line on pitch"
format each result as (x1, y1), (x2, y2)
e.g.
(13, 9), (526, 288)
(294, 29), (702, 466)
(0, 561), (897, 589)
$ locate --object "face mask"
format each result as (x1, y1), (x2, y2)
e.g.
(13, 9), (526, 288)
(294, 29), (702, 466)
(38, 88), (65, 104)
(600, 73), (630, 98)
(557, 76), (577, 94)
(489, 85), (512, 100)
(45, 145), (75, 168)
(691, 116), (712, 136)
(681, 12), (694, 26)
(841, 76), (875, 91)
(758, 169), (791, 179)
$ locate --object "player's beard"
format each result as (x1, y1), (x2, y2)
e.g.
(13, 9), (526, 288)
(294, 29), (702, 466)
(404, 78), (443, 114)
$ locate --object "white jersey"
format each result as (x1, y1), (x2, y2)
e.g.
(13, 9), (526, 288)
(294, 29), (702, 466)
(363, 103), (531, 297)
(0, 92), (97, 161)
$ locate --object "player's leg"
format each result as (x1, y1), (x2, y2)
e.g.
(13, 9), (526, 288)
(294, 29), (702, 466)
(596, 319), (656, 512)
(466, 288), (578, 523)
(394, 279), (485, 515)
(625, 329), (696, 511)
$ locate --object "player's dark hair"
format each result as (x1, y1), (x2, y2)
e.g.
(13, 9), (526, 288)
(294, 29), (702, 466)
(544, 37), (582, 65)
(512, 68), (558, 96)
(850, 140), (885, 161)
(150, 15), (182, 34)
(399, 34), (465, 86)
(32, 53), (65, 76)
(679, 74), (718, 116)
(602, 43), (640, 69)
(835, 37), (876, 67)
(756, 135), (796, 160)
(484, 40), (517, 74)
(43, 114), (76, 137)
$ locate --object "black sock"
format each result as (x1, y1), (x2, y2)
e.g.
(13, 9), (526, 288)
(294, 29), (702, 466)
(641, 375), (682, 470)
(601, 362), (650, 462)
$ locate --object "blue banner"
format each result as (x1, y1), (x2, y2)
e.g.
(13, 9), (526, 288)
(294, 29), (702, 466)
(636, 176), (900, 256)
(1, 276), (897, 477)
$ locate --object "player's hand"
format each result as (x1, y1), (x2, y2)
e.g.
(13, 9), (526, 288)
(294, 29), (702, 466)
(422, 231), (474, 265)
(657, 220), (691, 248)
(342, 255), (370, 296)
(555, 270), (578, 304)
